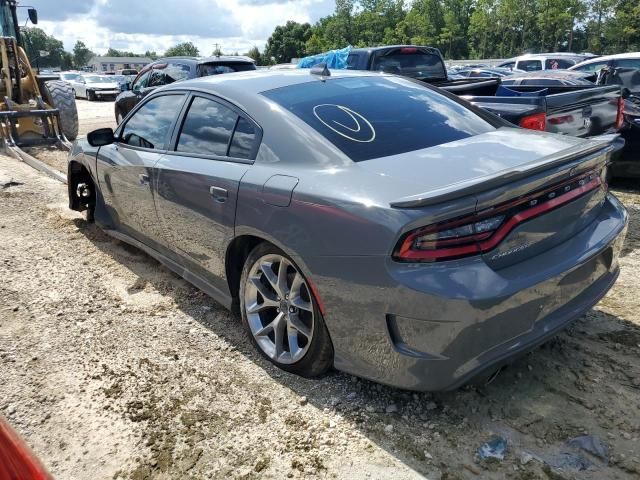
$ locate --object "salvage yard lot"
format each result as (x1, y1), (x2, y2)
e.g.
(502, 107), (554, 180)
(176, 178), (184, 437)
(1, 99), (640, 479)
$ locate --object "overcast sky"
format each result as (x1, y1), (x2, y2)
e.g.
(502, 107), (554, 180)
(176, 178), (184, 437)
(21, 0), (335, 56)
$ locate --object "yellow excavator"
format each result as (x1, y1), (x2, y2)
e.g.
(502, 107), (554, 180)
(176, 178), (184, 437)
(0, 0), (77, 181)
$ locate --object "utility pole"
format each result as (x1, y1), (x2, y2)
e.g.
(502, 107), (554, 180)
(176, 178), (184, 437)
(213, 43), (222, 56)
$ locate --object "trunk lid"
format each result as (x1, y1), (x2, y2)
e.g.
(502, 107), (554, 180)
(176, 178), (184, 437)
(360, 127), (612, 208)
(377, 128), (620, 268)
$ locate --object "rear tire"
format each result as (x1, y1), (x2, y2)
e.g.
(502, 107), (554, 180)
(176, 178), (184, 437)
(43, 80), (79, 141)
(239, 242), (333, 377)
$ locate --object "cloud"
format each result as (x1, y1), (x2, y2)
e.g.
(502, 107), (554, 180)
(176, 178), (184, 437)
(96, 0), (238, 37)
(20, 0), (335, 55)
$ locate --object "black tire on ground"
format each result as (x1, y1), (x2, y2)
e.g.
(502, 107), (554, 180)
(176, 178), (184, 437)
(239, 242), (334, 377)
(43, 80), (79, 141)
(87, 90), (95, 102)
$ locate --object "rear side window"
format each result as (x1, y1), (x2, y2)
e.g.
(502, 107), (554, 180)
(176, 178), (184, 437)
(263, 76), (495, 162)
(176, 96), (258, 159)
(229, 118), (256, 159)
(121, 94), (185, 150)
(546, 58), (574, 69)
(148, 63), (191, 87)
(371, 49), (446, 78)
(177, 97), (237, 156)
(518, 60), (542, 71)
(199, 62), (256, 76)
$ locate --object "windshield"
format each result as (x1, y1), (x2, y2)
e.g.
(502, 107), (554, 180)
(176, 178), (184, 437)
(61, 73), (81, 81)
(84, 76), (114, 83)
(199, 62), (256, 76)
(0, 3), (16, 38)
(263, 76), (495, 162)
(371, 49), (446, 79)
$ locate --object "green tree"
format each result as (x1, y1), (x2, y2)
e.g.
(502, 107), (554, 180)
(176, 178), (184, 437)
(245, 46), (263, 65)
(22, 27), (65, 68)
(106, 48), (145, 57)
(144, 50), (158, 60)
(164, 41), (200, 57)
(265, 21), (312, 63)
(72, 40), (93, 68)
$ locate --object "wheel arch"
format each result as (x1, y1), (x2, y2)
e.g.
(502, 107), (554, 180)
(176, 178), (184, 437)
(67, 160), (95, 212)
(225, 233), (326, 315)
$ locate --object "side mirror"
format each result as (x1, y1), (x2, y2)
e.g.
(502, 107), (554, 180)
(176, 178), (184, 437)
(88, 128), (115, 147)
(28, 8), (38, 25)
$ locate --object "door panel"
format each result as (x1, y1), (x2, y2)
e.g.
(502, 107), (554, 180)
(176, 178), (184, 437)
(97, 144), (166, 248)
(98, 93), (186, 248)
(155, 154), (249, 294)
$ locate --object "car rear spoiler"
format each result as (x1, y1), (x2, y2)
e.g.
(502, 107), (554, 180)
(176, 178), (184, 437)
(390, 134), (622, 209)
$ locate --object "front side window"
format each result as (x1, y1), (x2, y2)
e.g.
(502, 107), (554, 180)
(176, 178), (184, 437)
(263, 76), (495, 162)
(518, 60), (542, 72)
(132, 70), (151, 91)
(574, 61), (607, 73)
(121, 95), (184, 150)
(177, 97), (238, 156)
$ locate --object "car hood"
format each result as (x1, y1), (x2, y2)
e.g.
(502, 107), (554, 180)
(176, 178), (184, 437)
(85, 82), (119, 88)
(356, 127), (598, 198)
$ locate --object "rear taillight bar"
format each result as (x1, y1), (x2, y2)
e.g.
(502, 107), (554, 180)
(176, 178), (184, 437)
(519, 112), (547, 131)
(394, 170), (603, 262)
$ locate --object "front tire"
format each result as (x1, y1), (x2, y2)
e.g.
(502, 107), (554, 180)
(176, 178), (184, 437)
(87, 90), (95, 101)
(43, 80), (79, 141)
(239, 243), (333, 377)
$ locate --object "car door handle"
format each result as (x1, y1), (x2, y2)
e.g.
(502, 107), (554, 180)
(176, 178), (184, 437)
(209, 186), (228, 203)
(139, 173), (150, 186)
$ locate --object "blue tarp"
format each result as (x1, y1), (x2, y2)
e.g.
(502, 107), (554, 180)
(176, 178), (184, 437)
(297, 46), (352, 69)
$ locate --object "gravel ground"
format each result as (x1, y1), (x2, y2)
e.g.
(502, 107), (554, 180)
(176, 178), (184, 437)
(1, 99), (640, 479)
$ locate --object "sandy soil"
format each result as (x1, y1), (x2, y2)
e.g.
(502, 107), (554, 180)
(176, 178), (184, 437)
(1, 100), (639, 479)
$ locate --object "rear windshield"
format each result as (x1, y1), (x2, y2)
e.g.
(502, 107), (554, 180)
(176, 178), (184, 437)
(371, 50), (446, 79)
(518, 60), (542, 71)
(199, 62), (256, 76)
(262, 76), (495, 162)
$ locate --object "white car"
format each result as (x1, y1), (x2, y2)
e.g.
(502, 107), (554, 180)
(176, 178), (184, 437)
(71, 75), (120, 101)
(569, 52), (640, 73)
(58, 71), (83, 83)
(498, 53), (594, 72)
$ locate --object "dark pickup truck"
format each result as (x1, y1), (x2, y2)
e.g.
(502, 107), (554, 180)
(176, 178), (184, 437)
(345, 46), (623, 138)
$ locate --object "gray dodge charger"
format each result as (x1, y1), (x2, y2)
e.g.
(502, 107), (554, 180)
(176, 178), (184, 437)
(67, 69), (628, 391)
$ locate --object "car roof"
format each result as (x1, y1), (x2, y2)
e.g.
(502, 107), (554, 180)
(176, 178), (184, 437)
(571, 52), (640, 66)
(160, 69), (390, 99)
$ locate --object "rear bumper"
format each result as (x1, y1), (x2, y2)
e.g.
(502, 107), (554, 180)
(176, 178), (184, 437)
(308, 194), (628, 391)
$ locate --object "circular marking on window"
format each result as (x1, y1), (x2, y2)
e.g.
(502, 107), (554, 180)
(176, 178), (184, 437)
(312, 104), (376, 143)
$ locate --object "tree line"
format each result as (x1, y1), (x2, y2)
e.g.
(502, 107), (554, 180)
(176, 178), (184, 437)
(19, 0), (639, 70)
(253, 0), (640, 65)
(20, 27), (204, 70)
